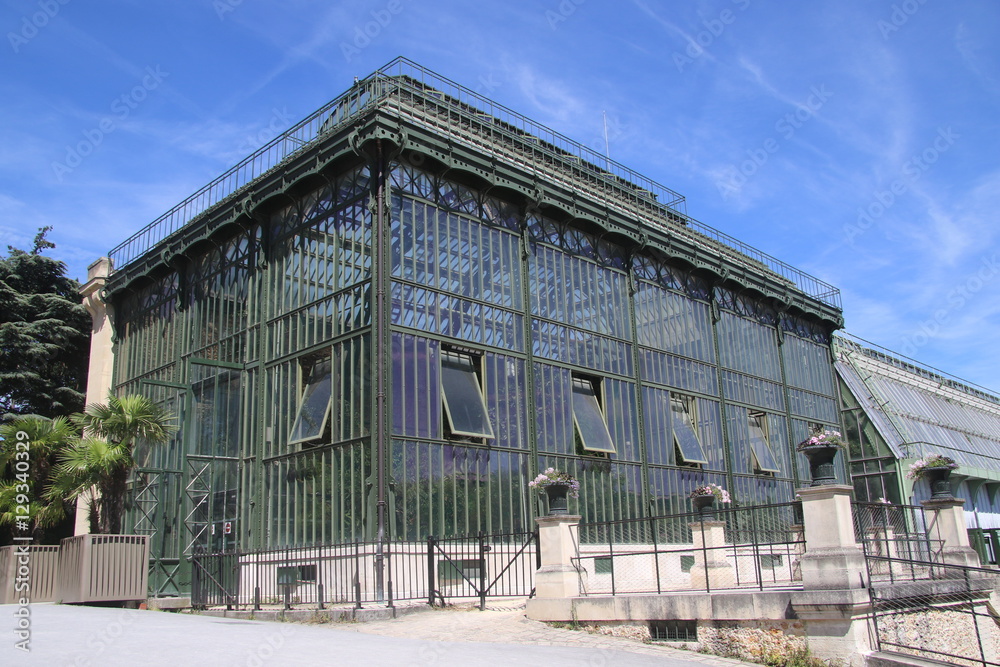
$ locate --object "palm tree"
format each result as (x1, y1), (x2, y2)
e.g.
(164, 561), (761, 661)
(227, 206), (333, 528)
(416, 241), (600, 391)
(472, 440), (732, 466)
(48, 394), (174, 534)
(0, 415), (78, 542)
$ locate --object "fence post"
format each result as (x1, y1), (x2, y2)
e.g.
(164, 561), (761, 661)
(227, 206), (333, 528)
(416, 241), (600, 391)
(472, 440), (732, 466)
(796, 485), (866, 590)
(529, 514), (586, 600)
(427, 536), (436, 607)
(922, 498), (982, 570)
(478, 531), (487, 611)
(790, 486), (874, 660)
(689, 513), (733, 591)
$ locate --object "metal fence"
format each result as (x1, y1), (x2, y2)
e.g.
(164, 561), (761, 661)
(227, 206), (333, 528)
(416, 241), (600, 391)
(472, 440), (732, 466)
(852, 502), (941, 583)
(866, 555), (1000, 666)
(191, 530), (538, 611)
(574, 502), (805, 595)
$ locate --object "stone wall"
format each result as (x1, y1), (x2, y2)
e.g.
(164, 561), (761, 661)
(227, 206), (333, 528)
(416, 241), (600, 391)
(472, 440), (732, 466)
(874, 605), (1000, 666)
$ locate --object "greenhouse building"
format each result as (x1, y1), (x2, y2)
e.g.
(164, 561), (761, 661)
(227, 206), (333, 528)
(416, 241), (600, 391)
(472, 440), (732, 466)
(834, 332), (1000, 561)
(89, 58), (859, 595)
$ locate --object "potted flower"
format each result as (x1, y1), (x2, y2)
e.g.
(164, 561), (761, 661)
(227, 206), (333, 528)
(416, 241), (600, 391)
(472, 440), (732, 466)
(906, 453), (959, 500)
(529, 468), (580, 515)
(689, 483), (731, 519)
(796, 429), (846, 487)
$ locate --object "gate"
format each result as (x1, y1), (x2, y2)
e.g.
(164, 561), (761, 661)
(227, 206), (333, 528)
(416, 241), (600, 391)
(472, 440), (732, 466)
(191, 550), (240, 609)
(426, 530), (539, 610)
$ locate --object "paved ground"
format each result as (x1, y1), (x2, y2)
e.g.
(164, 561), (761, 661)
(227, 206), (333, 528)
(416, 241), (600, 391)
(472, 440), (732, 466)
(2, 600), (756, 666)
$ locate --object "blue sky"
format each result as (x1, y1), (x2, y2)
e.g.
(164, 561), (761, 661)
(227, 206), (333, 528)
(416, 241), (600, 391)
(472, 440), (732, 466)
(3, 0), (999, 390)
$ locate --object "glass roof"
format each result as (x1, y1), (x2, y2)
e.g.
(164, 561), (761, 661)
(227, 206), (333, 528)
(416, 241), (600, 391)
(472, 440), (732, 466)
(835, 334), (1000, 471)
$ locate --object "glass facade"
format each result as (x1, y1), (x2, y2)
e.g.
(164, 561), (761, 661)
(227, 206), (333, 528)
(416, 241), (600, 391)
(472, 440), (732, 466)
(105, 67), (846, 597)
(113, 158), (842, 562)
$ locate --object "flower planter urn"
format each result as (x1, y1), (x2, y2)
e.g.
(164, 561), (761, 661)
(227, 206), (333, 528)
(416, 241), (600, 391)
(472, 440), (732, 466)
(800, 444), (840, 487)
(544, 482), (572, 515)
(925, 467), (955, 500)
(692, 494), (717, 520)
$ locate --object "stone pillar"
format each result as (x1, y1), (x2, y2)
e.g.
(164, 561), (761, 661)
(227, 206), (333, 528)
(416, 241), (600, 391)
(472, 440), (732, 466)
(688, 520), (734, 589)
(796, 485), (866, 590)
(74, 257), (115, 536)
(922, 498), (981, 569)
(532, 514), (587, 599)
(791, 486), (873, 664)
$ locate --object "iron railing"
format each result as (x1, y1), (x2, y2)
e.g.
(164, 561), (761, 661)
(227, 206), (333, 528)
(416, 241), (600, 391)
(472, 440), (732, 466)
(866, 556), (1000, 666)
(575, 501), (805, 595)
(107, 57), (842, 310)
(852, 501), (941, 583)
(191, 529), (538, 611)
(427, 530), (540, 610)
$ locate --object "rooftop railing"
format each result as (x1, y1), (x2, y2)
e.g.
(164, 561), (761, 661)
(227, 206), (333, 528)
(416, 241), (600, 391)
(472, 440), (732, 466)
(108, 57), (841, 309)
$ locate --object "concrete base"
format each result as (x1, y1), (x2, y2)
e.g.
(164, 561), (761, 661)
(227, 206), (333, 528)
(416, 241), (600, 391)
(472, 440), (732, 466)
(526, 589), (796, 623)
(689, 562), (736, 590)
(197, 603), (426, 623)
(526, 589), (873, 667)
(799, 546), (868, 590)
(791, 588), (874, 666)
(147, 597), (191, 611)
(534, 564), (587, 599)
(937, 546), (983, 570)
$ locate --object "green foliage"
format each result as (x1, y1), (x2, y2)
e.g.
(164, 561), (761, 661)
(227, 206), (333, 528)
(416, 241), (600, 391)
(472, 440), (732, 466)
(0, 227), (90, 420)
(48, 394), (175, 534)
(0, 415), (79, 542)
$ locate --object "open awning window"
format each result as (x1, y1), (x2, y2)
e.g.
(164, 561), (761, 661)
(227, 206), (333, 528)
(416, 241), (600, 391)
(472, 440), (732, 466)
(671, 396), (708, 465)
(748, 411), (780, 473)
(441, 350), (494, 439)
(572, 377), (616, 454)
(289, 356), (333, 445)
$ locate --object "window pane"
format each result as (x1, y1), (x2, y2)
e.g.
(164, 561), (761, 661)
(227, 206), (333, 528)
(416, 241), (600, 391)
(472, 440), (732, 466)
(748, 414), (780, 473)
(671, 398), (708, 464)
(572, 378), (616, 453)
(441, 351), (494, 439)
(289, 357), (332, 444)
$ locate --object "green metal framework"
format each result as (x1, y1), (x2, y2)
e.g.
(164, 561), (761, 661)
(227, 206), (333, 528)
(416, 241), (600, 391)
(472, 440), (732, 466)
(107, 59), (845, 596)
(835, 333), (1000, 527)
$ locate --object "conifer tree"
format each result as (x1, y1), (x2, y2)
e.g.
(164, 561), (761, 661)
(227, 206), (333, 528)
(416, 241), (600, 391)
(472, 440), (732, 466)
(0, 227), (90, 421)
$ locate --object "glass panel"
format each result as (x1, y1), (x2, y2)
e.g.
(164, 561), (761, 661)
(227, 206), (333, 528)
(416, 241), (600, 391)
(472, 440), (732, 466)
(441, 351), (494, 439)
(634, 283), (714, 363)
(671, 397), (708, 464)
(288, 356), (332, 445)
(572, 378), (616, 454)
(392, 333), (440, 439)
(392, 441), (529, 539)
(190, 365), (242, 457)
(748, 412), (781, 473)
(534, 363), (574, 455)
